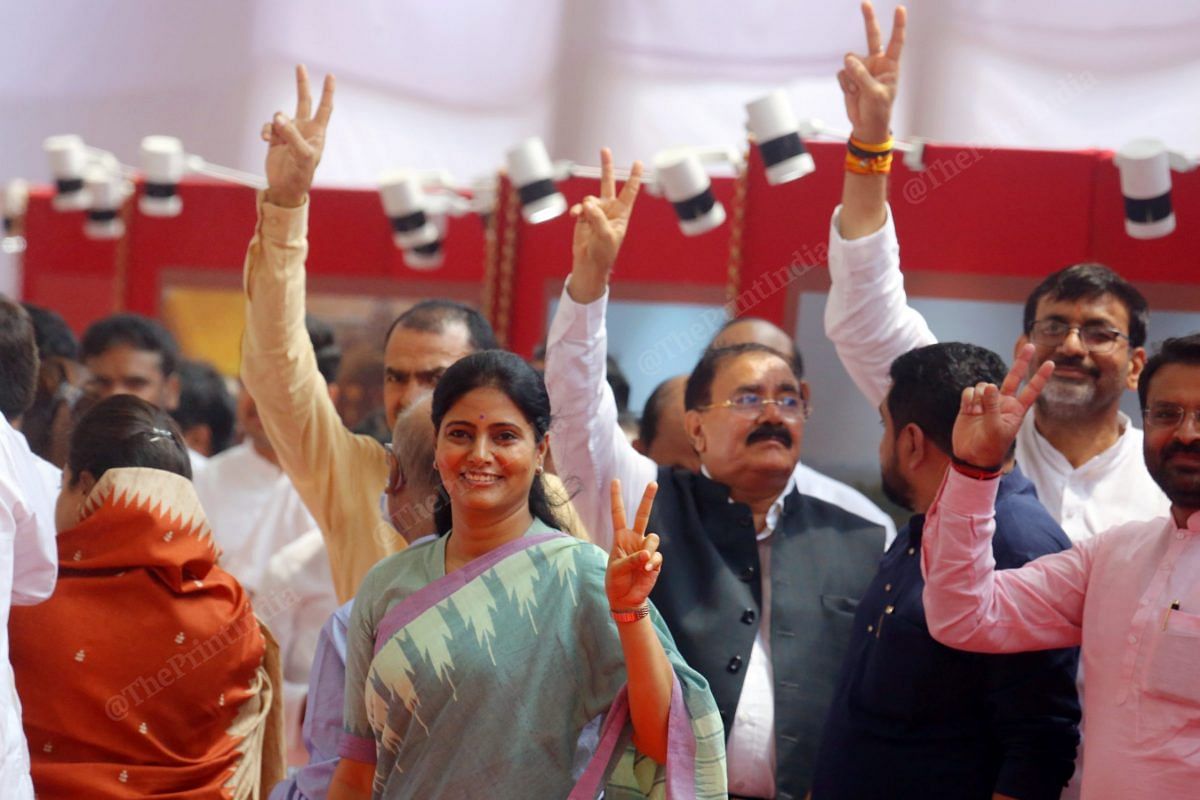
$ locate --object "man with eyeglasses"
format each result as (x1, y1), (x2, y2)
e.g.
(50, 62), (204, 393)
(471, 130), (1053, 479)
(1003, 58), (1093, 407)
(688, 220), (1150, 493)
(545, 149), (884, 799)
(919, 335), (1200, 798)
(823, 2), (1166, 543)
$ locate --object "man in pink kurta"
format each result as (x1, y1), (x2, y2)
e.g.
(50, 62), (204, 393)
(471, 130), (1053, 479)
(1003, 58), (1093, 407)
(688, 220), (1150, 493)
(921, 336), (1200, 799)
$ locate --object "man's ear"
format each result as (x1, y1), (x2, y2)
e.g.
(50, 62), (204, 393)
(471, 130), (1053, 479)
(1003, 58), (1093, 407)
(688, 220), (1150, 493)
(163, 374), (182, 412)
(632, 437), (647, 456)
(1126, 347), (1147, 391)
(684, 409), (706, 454)
(899, 423), (927, 470)
(1013, 335), (1030, 361)
(326, 382), (341, 406)
(800, 380), (811, 406)
(182, 425), (213, 458)
(76, 469), (98, 495)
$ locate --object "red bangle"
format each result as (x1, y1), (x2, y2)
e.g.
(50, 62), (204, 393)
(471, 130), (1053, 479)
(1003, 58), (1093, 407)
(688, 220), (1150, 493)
(950, 458), (1003, 481)
(611, 604), (650, 624)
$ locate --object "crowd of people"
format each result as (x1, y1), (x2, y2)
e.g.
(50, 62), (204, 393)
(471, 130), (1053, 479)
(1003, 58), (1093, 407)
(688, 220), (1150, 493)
(1, 4), (1197, 798)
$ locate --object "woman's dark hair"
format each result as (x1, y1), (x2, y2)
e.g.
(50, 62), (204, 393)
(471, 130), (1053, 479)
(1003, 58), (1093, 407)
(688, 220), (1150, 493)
(429, 350), (566, 534)
(67, 395), (192, 486)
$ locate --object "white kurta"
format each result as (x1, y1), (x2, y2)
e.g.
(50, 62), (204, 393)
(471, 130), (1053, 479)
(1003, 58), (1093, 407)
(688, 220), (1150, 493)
(258, 528), (338, 767)
(823, 204), (1169, 541)
(0, 415), (58, 799)
(193, 442), (317, 597)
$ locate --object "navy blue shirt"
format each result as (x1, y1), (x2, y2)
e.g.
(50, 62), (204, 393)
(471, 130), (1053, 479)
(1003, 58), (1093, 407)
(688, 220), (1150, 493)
(810, 467), (1081, 800)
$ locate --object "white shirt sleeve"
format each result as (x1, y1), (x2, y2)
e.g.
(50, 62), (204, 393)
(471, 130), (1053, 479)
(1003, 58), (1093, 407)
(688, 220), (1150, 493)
(544, 280), (657, 552)
(5, 451), (57, 607)
(824, 204), (938, 410)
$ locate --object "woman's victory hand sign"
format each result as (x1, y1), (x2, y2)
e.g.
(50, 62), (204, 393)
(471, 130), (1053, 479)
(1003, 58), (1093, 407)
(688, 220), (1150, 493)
(260, 64), (335, 208)
(606, 479), (663, 611)
(838, 2), (906, 143)
(952, 344), (1056, 469)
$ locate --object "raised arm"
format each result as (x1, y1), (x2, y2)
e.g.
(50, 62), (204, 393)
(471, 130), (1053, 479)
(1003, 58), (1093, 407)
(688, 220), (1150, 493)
(823, 3), (936, 409)
(922, 346), (1094, 652)
(544, 149), (656, 550)
(241, 66), (395, 603)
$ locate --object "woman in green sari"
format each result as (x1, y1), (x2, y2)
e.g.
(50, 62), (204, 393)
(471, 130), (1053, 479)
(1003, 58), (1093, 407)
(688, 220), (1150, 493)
(328, 350), (725, 799)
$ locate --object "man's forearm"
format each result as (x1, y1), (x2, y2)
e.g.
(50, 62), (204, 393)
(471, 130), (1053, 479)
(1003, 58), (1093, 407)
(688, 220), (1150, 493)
(838, 171), (889, 240)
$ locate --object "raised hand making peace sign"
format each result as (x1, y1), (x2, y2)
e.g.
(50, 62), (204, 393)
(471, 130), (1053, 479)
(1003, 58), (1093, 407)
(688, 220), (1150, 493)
(952, 344), (1056, 469)
(260, 65), (336, 209)
(566, 148), (644, 305)
(838, 2), (907, 144)
(605, 479), (663, 612)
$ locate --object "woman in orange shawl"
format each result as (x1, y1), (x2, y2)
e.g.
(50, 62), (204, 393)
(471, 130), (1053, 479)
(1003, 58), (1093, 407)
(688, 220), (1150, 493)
(10, 395), (280, 798)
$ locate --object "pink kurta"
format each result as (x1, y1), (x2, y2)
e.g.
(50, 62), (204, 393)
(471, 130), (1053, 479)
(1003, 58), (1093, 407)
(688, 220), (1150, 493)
(920, 469), (1200, 798)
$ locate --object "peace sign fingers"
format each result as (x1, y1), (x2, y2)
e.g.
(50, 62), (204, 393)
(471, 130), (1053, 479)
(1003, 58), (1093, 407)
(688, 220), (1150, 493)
(294, 64), (312, 120)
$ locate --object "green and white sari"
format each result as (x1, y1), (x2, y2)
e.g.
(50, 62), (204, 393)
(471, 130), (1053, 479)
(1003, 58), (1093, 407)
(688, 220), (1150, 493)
(340, 519), (726, 798)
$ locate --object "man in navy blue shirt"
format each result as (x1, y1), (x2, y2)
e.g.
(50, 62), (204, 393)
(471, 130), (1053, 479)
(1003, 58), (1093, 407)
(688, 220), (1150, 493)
(811, 342), (1081, 799)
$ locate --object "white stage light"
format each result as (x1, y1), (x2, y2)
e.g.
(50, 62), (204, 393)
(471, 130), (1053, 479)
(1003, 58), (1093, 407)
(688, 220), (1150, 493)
(83, 160), (129, 240)
(746, 91), (815, 185)
(3, 180), (28, 236)
(138, 136), (186, 217)
(403, 238), (446, 271)
(379, 172), (440, 249)
(505, 137), (567, 224)
(137, 136), (264, 217)
(653, 148), (728, 236)
(43, 135), (90, 211)
(1113, 138), (1196, 240)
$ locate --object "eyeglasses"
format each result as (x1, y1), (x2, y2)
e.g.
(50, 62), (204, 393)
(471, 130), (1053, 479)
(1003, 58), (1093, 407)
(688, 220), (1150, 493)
(1142, 403), (1200, 430)
(698, 392), (810, 421)
(1029, 319), (1129, 354)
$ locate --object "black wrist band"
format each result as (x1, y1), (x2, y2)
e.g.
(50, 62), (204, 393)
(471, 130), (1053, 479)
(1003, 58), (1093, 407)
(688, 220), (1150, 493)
(846, 141), (894, 160)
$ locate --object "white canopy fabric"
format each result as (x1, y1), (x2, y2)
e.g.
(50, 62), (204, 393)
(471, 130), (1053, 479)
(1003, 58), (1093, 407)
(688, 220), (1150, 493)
(1, 0), (1197, 191)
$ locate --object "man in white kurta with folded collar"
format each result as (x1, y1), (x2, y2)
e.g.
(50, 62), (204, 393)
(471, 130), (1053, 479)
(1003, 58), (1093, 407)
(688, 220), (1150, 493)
(821, 6), (1166, 541)
(0, 298), (58, 799)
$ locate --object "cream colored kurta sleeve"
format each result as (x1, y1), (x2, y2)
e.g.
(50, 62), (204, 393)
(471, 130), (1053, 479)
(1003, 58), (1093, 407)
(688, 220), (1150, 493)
(240, 193), (401, 603)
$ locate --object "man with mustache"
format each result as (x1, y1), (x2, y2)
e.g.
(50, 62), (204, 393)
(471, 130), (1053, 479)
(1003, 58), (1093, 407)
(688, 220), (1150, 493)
(823, 2), (1166, 542)
(544, 150), (884, 798)
(920, 336), (1200, 798)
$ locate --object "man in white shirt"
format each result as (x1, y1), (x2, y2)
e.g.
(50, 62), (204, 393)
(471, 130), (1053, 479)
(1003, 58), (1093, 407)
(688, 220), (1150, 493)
(0, 297), (58, 799)
(545, 150), (883, 799)
(821, 6), (1166, 542)
(195, 315), (340, 598)
(79, 313), (210, 475)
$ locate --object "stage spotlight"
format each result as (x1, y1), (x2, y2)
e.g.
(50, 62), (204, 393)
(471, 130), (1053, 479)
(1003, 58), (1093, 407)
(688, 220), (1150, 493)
(746, 91), (815, 185)
(138, 136), (186, 217)
(505, 137), (567, 224)
(136, 136), (264, 217)
(3, 179), (27, 235)
(403, 237), (445, 271)
(2, 180), (28, 254)
(83, 160), (130, 240)
(1113, 138), (1196, 240)
(379, 172), (440, 249)
(43, 135), (91, 212)
(653, 148), (728, 236)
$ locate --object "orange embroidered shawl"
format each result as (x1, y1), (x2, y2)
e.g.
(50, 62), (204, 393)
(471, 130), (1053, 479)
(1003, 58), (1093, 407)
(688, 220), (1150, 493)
(10, 468), (273, 799)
